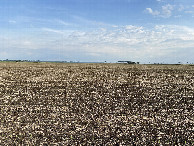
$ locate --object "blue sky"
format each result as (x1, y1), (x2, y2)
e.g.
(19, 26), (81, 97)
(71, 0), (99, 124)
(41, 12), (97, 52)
(0, 0), (194, 63)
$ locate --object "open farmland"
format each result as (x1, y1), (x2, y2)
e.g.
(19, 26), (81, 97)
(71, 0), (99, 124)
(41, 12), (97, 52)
(0, 62), (193, 145)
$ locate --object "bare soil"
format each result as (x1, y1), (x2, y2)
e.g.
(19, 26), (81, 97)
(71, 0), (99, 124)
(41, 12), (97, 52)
(0, 62), (193, 145)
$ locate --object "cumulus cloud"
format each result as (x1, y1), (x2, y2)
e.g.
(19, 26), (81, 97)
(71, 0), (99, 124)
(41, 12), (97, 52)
(146, 8), (160, 16)
(148, 3), (194, 18)
(146, 4), (174, 18)
(161, 4), (174, 17)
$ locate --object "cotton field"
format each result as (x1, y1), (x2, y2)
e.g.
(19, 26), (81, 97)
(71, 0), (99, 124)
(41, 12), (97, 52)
(0, 62), (193, 145)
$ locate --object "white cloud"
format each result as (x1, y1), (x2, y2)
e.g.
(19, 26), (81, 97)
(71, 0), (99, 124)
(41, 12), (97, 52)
(55, 19), (76, 26)
(156, 0), (161, 1)
(161, 4), (174, 18)
(8, 20), (16, 24)
(146, 4), (175, 18)
(174, 15), (181, 18)
(146, 8), (160, 16)
(178, 5), (184, 11)
(42, 28), (65, 34)
(185, 11), (193, 14)
(1, 24), (194, 63)
(48, 25), (194, 61)
(72, 15), (117, 28)
(147, 3), (194, 19)
(0, 37), (39, 50)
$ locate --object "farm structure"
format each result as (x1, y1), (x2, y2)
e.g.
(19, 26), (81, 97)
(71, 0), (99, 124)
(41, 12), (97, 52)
(118, 61), (139, 64)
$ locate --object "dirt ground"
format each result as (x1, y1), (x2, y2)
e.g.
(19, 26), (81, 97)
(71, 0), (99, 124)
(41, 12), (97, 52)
(0, 62), (193, 145)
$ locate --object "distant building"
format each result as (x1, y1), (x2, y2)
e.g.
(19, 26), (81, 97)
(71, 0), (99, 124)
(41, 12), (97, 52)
(118, 61), (137, 64)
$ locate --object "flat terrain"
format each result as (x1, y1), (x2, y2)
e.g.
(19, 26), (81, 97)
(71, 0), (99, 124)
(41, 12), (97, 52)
(0, 62), (193, 145)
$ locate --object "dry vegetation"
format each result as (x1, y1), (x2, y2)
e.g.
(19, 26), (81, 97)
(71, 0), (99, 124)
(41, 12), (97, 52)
(0, 62), (193, 145)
